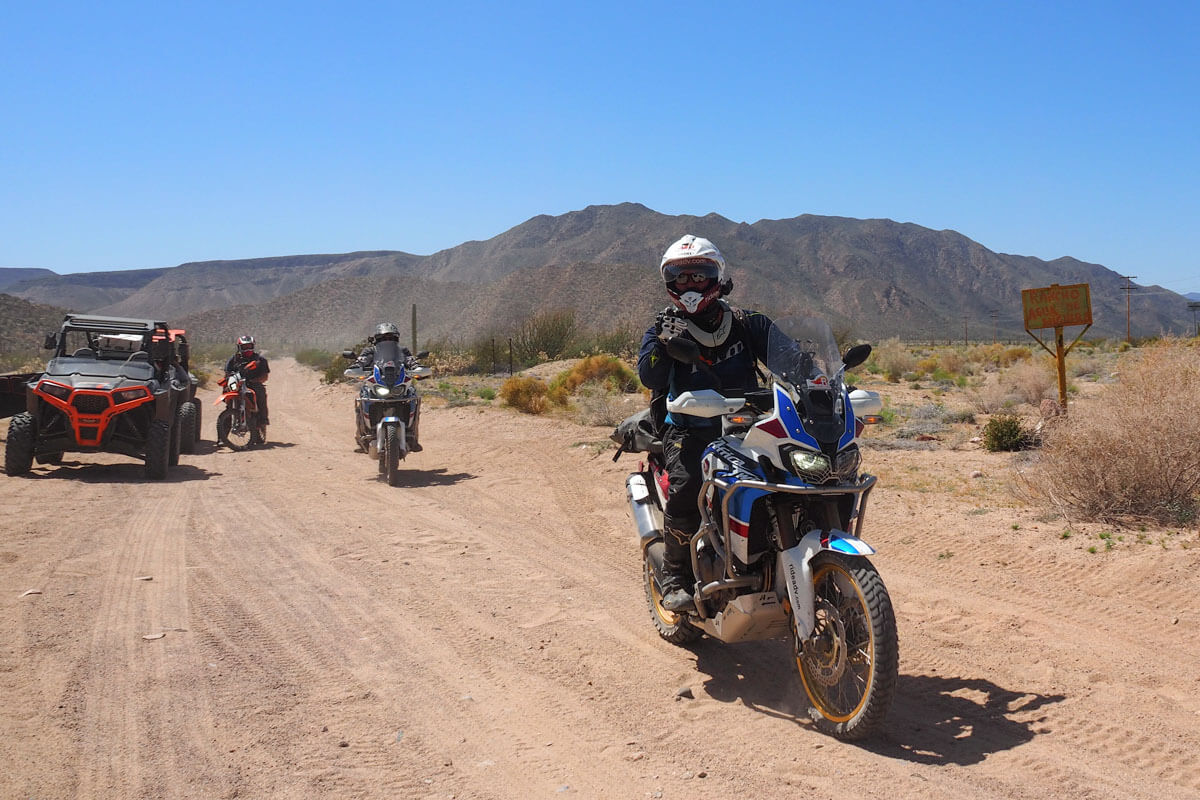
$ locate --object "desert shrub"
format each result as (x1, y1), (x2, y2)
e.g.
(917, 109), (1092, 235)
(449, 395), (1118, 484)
(940, 349), (967, 375)
(943, 408), (976, 424)
(1018, 340), (1200, 524)
(967, 343), (1006, 369)
(547, 355), (639, 406)
(909, 403), (945, 420)
(1004, 360), (1056, 405)
(915, 356), (939, 376)
(871, 338), (916, 383)
(1001, 346), (1032, 367)
(573, 381), (629, 426)
(576, 328), (640, 359)
(499, 376), (549, 414)
(972, 375), (1020, 413)
(477, 387), (496, 401)
(294, 347), (351, 384)
(512, 310), (577, 365)
(982, 413), (1031, 451)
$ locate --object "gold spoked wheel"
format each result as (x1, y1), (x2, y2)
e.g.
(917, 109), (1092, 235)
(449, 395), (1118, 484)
(796, 553), (898, 740)
(643, 551), (701, 645)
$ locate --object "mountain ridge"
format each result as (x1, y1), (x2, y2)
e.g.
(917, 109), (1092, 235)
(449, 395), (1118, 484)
(5, 204), (1194, 347)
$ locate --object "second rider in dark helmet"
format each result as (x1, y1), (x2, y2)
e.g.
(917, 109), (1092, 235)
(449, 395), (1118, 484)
(637, 235), (776, 612)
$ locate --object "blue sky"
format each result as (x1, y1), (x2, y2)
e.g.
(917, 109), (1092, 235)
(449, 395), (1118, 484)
(2, 1), (1198, 293)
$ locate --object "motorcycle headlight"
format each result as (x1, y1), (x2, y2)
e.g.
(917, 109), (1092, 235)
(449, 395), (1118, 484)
(835, 445), (861, 479)
(788, 449), (832, 484)
(373, 385), (391, 397)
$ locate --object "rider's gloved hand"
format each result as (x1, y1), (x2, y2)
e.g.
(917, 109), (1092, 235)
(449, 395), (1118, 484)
(655, 310), (688, 342)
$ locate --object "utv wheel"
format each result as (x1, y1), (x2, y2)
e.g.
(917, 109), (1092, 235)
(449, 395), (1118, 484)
(192, 402), (203, 445)
(643, 554), (702, 645)
(384, 424), (403, 486)
(145, 420), (171, 479)
(5, 412), (36, 476)
(177, 401), (198, 454)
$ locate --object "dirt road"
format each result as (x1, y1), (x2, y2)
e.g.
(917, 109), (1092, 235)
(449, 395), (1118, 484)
(2, 359), (1199, 799)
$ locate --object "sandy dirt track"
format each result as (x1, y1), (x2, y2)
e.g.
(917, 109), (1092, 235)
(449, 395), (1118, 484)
(2, 358), (1199, 800)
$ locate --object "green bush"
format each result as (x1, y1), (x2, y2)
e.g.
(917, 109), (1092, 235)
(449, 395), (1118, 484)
(982, 414), (1030, 451)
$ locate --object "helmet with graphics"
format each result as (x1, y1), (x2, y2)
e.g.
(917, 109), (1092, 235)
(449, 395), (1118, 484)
(374, 322), (401, 342)
(659, 234), (729, 316)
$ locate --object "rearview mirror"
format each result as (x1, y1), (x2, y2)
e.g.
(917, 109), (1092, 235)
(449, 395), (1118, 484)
(342, 350), (356, 360)
(44, 333), (58, 350)
(416, 350), (430, 359)
(843, 343), (872, 371)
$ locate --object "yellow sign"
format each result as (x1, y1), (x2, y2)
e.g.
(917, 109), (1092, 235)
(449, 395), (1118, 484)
(1021, 283), (1092, 330)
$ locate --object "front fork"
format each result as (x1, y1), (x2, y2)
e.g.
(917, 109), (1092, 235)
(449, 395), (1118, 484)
(778, 528), (877, 639)
(373, 418), (405, 458)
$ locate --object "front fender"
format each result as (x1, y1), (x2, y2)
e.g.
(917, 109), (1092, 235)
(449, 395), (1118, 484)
(778, 529), (877, 639)
(375, 418), (403, 450)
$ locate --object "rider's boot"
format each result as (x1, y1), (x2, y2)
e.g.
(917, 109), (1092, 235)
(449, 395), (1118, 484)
(660, 527), (695, 612)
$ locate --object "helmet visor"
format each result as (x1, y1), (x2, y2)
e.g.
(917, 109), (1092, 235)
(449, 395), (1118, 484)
(663, 259), (719, 284)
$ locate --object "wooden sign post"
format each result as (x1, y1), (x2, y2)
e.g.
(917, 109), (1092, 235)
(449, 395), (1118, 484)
(1021, 283), (1093, 414)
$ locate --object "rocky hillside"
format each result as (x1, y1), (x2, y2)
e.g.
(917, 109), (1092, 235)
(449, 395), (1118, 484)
(8, 204), (1194, 347)
(0, 293), (66, 367)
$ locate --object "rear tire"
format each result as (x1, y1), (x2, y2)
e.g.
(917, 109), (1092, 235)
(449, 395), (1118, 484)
(384, 424), (402, 486)
(177, 401), (198, 454)
(5, 412), (36, 476)
(795, 553), (898, 741)
(643, 552), (702, 645)
(145, 420), (170, 479)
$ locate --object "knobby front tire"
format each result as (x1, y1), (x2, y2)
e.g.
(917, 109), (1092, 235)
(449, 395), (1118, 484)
(795, 552), (898, 741)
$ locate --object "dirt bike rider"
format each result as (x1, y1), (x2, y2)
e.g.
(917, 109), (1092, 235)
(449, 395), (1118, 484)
(637, 235), (775, 612)
(224, 335), (270, 429)
(353, 322), (422, 452)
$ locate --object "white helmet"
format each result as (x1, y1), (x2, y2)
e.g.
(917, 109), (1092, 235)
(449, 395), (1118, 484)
(659, 234), (728, 315)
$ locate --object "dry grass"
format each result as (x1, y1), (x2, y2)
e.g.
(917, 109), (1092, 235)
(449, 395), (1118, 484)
(499, 376), (549, 414)
(1017, 339), (1200, 525)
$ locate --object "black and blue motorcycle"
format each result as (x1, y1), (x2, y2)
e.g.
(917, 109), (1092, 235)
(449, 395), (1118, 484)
(343, 340), (431, 486)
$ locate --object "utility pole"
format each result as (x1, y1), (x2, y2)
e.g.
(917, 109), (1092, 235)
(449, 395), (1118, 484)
(962, 314), (968, 348)
(1120, 275), (1137, 343)
(990, 309), (998, 344)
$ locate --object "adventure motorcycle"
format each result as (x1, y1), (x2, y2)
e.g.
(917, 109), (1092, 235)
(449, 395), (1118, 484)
(342, 341), (431, 486)
(215, 368), (265, 450)
(613, 317), (896, 740)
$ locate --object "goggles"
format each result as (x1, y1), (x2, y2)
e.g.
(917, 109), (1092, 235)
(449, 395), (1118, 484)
(663, 259), (719, 284)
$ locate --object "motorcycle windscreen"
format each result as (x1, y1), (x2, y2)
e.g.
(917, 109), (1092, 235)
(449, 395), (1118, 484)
(763, 316), (844, 388)
(372, 340), (407, 386)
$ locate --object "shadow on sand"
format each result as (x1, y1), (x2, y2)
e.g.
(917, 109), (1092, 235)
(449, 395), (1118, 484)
(690, 638), (1064, 763)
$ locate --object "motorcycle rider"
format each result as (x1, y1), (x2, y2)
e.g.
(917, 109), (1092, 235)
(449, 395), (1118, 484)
(353, 323), (422, 452)
(353, 322), (413, 371)
(637, 235), (775, 612)
(225, 335), (270, 429)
